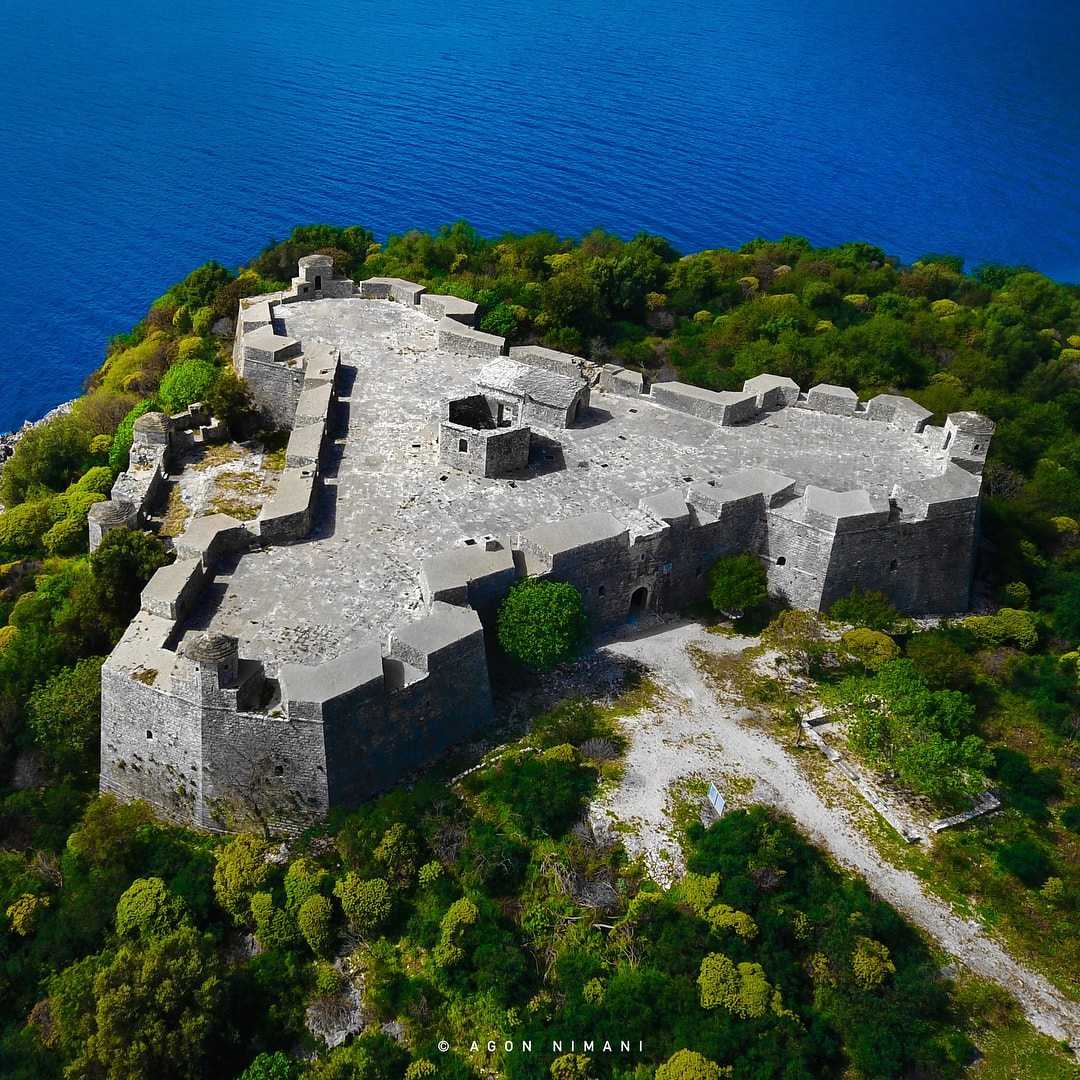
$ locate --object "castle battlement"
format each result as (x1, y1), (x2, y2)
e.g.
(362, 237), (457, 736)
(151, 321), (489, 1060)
(99, 257), (994, 831)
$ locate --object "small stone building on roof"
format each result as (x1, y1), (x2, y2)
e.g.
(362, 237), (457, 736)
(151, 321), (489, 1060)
(476, 357), (590, 429)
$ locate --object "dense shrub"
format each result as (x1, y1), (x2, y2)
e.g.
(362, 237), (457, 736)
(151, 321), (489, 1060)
(964, 607), (1039, 649)
(157, 357), (218, 413)
(496, 578), (589, 669)
(108, 399), (157, 472)
(705, 553), (768, 615)
(829, 588), (901, 631)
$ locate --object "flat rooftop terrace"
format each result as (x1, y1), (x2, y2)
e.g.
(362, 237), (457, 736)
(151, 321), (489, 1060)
(186, 299), (948, 670)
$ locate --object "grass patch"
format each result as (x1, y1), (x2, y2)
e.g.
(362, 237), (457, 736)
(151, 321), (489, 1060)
(214, 470), (267, 495)
(205, 497), (260, 521)
(203, 469), (273, 522)
(191, 442), (245, 471)
(260, 430), (289, 472)
(157, 484), (189, 539)
(952, 973), (1080, 1078)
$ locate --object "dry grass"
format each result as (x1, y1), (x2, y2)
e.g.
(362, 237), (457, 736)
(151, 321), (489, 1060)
(191, 443), (246, 472)
(259, 431), (289, 472)
(157, 485), (189, 539)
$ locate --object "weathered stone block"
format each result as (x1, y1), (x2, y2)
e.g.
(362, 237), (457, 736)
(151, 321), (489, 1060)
(806, 383), (858, 415)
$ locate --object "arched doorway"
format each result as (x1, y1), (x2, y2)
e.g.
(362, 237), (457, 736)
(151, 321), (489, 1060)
(629, 586), (649, 614)
(314, 274), (322, 291)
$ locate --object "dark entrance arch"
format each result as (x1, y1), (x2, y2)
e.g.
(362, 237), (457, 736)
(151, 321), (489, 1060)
(314, 274), (322, 291)
(629, 586), (649, 614)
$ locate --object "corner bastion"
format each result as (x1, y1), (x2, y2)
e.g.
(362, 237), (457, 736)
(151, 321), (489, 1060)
(98, 258), (993, 832)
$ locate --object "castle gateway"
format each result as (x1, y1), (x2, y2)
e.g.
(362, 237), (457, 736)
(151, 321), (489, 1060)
(96, 256), (992, 831)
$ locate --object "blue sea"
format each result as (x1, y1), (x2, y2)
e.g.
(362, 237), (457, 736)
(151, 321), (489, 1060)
(1, 0), (1078, 433)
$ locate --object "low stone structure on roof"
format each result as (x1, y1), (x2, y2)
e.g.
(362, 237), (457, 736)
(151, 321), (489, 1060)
(98, 254), (995, 834)
(438, 395), (532, 479)
(476, 356), (590, 429)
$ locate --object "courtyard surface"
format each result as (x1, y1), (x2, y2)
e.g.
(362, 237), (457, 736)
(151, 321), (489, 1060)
(189, 298), (948, 671)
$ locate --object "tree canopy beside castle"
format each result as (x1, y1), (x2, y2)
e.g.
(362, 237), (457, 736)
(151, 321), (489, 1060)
(0, 223), (1078, 1078)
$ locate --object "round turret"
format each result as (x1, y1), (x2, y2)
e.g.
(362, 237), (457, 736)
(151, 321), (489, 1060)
(181, 632), (240, 683)
(132, 411), (175, 445)
(87, 498), (139, 551)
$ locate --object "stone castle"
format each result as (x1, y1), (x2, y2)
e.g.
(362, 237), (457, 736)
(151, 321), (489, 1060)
(95, 253), (994, 832)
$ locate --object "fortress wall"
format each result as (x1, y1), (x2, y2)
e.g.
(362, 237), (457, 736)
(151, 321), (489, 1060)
(140, 558), (207, 620)
(241, 355), (306, 429)
(667, 497), (772, 608)
(420, 293), (478, 325)
(200, 707), (330, 832)
(819, 508), (978, 613)
(258, 467), (319, 543)
(508, 345), (583, 379)
(100, 665), (203, 824)
(599, 364), (645, 397)
(743, 374), (800, 409)
(649, 382), (760, 426)
(763, 512), (837, 610)
(174, 513), (251, 568)
(359, 277), (427, 305)
(438, 420), (531, 478)
(110, 437), (171, 522)
(437, 317), (507, 358)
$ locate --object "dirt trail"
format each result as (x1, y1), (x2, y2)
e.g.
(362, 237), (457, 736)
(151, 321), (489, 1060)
(593, 618), (1080, 1050)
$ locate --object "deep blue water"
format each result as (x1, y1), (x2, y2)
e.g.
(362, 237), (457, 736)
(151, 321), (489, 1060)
(1, 0), (1078, 433)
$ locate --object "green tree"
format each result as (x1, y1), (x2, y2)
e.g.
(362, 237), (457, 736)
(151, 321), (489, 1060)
(963, 607), (1038, 649)
(698, 952), (781, 1018)
(238, 1052), (303, 1080)
(432, 896), (479, 968)
(60, 925), (223, 1080)
(496, 578), (589, 669)
(304, 1032), (408, 1080)
(297, 893), (336, 956)
(108, 400), (157, 473)
(828, 659), (991, 803)
(851, 936), (896, 990)
(203, 367), (253, 434)
(89, 526), (170, 618)
(177, 260), (234, 310)
(115, 877), (188, 939)
(250, 891), (300, 949)
(333, 874), (392, 936)
(373, 822), (418, 887)
(7, 892), (48, 936)
(0, 412), (94, 507)
(157, 358), (218, 413)
(283, 856), (328, 915)
(841, 628), (900, 671)
(705, 554), (768, 616)
(655, 1049), (731, 1080)
(27, 655), (105, 769)
(550, 1053), (595, 1079)
(212, 833), (272, 924)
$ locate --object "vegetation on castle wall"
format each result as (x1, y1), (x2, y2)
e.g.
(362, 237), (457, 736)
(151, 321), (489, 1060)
(0, 223), (1079, 1076)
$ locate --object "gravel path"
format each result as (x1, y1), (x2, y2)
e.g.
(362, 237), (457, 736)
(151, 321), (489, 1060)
(594, 618), (1080, 1050)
